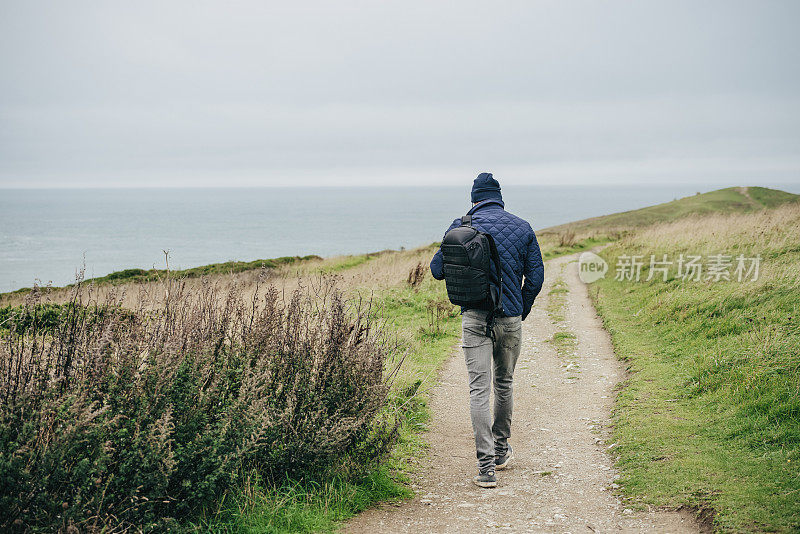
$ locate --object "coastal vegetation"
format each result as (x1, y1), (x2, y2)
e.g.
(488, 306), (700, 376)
(537, 186), (799, 260)
(0, 245), (460, 532)
(0, 256), (322, 303)
(591, 203), (800, 531)
(0, 274), (408, 532)
(1, 186), (798, 532)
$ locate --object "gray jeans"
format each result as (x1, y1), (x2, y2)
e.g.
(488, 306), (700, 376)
(461, 309), (522, 473)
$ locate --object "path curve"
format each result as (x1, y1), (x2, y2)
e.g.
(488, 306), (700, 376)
(347, 253), (699, 533)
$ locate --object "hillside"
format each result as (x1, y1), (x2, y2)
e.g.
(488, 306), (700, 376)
(541, 186), (799, 234)
(536, 186), (799, 260)
(591, 202), (800, 531)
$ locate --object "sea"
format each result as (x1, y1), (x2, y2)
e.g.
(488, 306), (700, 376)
(2, 184), (798, 293)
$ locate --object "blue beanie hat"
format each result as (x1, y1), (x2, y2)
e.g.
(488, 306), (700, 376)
(471, 172), (502, 203)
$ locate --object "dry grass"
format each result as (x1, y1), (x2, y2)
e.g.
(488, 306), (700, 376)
(615, 202), (800, 292)
(542, 186), (799, 236)
(1, 246), (438, 309)
(627, 202), (800, 254)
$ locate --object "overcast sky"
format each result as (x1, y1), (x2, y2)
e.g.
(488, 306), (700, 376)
(1, 0), (798, 187)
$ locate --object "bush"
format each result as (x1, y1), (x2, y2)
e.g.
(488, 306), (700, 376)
(558, 230), (577, 247)
(406, 262), (427, 291)
(422, 297), (454, 337)
(0, 276), (399, 532)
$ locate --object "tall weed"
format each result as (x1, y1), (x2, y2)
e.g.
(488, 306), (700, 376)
(0, 275), (400, 532)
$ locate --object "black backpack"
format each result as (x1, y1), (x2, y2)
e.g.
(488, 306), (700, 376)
(441, 214), (503, 334)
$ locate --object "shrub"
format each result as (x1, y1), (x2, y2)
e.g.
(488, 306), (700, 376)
(422, 297), (453, 337)
(0, 276), (399, 532)
(406, 262), (427, 291)
(558, 230), (577, 247)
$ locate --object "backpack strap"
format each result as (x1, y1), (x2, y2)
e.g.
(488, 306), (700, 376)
(462, 210), (502, 312)
(484, 233), (504, 339)
(485, 233), (503, 310)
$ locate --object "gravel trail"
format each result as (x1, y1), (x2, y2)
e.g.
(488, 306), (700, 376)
(346, 253), (699, 533)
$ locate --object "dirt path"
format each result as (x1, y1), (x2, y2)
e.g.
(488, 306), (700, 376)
(737, 186), (759, 207)
(347, 253), (699, 533)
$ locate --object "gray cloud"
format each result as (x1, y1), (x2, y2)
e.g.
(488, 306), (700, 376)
(1, 0), (799, 187)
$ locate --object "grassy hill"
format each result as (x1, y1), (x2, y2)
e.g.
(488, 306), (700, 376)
(536, 186), (799, 260)
(542, 186), (799, 234)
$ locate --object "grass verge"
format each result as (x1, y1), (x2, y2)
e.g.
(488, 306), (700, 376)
(590, 204), (800, 532)
(191, 469), (410, 533)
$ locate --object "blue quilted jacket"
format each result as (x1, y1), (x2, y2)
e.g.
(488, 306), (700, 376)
(430, 199), (544, 319)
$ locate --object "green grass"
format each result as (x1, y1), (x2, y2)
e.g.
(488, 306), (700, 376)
(547, 331), (577, 356)
(537, 187), (798, 266)
(172, 255), (322, 278)
(317, 254), (373, 273)
(589, 207), (800, 532)
(746, 186), (800, 208)
(190, 469), (410, 533)
(370, 282), (460, 386)
(546, 274), (569, 323)
(541, 235), (613, 260)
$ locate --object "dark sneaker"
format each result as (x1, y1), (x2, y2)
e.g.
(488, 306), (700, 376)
(495, 446), (514, 470)
(472, 470), (497, 488)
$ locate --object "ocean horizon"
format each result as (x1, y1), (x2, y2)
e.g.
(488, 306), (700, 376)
(2, 183), (799, 292)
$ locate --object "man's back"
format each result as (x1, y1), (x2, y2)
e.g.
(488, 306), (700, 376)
(430, 198), (544, 319)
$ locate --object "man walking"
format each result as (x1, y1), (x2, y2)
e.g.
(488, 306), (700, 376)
(430, 172), (544, 488)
